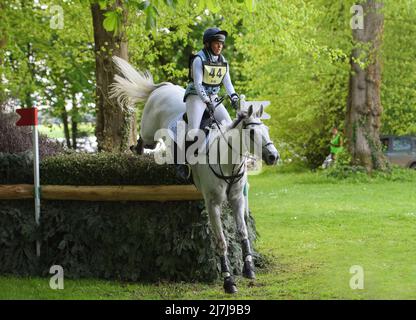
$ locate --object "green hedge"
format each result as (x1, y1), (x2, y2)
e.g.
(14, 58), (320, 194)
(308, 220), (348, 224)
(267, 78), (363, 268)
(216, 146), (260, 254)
(0, 152), (185, 185)
(0, 152), (258, 282)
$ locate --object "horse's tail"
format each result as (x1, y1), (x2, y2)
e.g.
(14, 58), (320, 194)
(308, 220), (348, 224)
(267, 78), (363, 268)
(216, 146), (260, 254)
(110, 56), (164, 108)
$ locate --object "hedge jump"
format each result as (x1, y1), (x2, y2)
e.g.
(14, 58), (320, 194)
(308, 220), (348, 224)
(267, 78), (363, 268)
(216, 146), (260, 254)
(0, 153), (260, 282)
(0, 184), (203, 201)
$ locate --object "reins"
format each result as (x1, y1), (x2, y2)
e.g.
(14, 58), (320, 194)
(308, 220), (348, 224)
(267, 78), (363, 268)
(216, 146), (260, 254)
(205, 96), (255, 196)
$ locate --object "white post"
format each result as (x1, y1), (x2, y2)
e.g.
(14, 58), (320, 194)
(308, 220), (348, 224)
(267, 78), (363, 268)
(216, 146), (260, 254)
(32, 124), (41, 257)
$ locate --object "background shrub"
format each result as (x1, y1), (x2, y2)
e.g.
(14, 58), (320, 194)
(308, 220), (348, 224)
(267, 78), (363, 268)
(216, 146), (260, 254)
(0, 107), (64, 158)
(0, 152), (186, 185)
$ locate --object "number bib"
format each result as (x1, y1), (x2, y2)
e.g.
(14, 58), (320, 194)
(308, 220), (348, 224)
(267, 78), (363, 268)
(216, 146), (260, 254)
(202, 62), (227, 86)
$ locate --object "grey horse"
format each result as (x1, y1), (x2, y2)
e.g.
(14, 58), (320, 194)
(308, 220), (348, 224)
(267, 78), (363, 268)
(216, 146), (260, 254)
(110, 56), (279, 293)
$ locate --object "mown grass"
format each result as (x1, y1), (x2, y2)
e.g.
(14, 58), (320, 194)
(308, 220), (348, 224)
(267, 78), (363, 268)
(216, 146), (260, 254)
(1, 166), (416, 300)
(39, 123), (95, 139)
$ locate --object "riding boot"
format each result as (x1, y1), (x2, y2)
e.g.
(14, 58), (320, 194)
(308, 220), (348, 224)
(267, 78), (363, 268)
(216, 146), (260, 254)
(174, 163), (191, 181)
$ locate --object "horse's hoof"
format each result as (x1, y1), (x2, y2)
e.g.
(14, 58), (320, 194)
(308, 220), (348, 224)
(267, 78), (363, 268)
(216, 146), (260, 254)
(242, 261), (256, 279)
(223, 277), (238, 294)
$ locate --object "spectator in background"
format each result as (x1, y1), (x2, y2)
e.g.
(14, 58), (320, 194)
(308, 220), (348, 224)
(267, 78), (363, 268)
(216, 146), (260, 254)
(330, 127), (344, 161)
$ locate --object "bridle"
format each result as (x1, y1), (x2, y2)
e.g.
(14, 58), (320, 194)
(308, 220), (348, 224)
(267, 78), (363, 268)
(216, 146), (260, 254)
(205, 96), (274, 196)
(242, 121), (274, 148)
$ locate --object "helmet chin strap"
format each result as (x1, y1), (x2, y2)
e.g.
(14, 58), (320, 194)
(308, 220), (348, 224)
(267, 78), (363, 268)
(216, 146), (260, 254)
(210, 47), (220, 56)
(207, 44), (221, 57)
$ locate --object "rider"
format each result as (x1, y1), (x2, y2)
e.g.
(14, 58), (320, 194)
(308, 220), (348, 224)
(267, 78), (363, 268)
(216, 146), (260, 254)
(176, 27), (240, 180)
(184, 27), (239, 130)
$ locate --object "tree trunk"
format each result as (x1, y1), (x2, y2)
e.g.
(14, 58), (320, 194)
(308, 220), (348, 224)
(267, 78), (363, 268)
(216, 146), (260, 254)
(91, 1), (137, 152)
(71, 119), (78, 150)
(71, 95), (78, 150)
(61, 108), (71, 149)
(345, 0), (388, 171)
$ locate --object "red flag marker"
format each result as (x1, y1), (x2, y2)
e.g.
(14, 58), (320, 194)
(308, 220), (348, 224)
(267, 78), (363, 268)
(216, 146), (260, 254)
(16, 108), (38, 126)
(15, 107), (41, 257)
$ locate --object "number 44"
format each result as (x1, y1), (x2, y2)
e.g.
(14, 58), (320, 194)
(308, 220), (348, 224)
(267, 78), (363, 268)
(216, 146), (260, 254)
(209, 68), (222, 78)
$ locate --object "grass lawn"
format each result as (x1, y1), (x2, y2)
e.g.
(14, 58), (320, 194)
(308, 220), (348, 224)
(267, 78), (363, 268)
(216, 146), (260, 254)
(1, 168), (416, 300)
(38, 123), (95, 139)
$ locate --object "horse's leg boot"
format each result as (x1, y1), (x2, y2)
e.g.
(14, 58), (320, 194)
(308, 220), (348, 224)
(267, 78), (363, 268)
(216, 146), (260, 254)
(220, 256), (237, 294)
(242, 239), (256, 279)
(242, 260), (256, 280)
(223, 276), (238, 294)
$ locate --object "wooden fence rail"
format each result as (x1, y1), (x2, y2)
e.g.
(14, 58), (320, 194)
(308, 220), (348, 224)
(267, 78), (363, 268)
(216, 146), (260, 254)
(0, 184), (203, 202)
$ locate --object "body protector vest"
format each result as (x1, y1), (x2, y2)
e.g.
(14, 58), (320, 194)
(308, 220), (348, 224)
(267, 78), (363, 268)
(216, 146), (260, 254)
(184, 49), (228, 102)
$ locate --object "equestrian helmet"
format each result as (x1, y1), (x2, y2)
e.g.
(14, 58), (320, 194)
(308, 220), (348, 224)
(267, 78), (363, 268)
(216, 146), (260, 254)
(203, 27), (228, 44)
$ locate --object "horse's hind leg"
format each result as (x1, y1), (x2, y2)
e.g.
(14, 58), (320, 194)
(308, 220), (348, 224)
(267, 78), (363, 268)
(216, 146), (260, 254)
(206, 198), (237, 294)
(230, 193), (256, 279)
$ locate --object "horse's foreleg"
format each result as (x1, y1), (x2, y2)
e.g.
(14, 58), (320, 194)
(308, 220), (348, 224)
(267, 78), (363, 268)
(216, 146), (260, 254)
(230, 194), (256, 280)
(206, 199), (237, 294)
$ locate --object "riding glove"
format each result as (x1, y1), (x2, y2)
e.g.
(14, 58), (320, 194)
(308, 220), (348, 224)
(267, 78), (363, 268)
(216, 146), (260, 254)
(230, 93), (239, 110)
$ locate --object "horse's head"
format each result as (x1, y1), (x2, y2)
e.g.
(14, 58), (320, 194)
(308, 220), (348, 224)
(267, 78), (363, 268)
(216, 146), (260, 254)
(230, 104), (279, 166)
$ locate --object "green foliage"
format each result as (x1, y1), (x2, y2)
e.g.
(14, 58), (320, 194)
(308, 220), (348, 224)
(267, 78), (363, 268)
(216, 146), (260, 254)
(1, 0), (95, 150)
(322, 149), (372, 181)
(40, 152), (185, 186)
(2, 0), (416, 168)
(0, 152), (34, 188)
(381, 1), (416, 135)
(99, 0), (259, 35)
(0, 151), (185, 185)
(324, 148), (416, 183)
(231, 1), (354, 168)
(103, 10), (122, 34)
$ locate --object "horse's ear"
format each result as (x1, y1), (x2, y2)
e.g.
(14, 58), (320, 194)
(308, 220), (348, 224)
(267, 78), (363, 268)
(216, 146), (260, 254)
(247, 105), (254, 118)
(237, 110), (245, 120)
(256, 104), (264, 118)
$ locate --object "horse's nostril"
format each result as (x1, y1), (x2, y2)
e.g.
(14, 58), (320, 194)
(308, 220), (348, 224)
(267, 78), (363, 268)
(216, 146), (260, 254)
(268, 155), (276, 163)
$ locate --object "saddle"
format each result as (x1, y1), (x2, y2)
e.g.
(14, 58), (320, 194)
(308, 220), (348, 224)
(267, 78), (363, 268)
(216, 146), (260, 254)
(132, 110), (214, 163)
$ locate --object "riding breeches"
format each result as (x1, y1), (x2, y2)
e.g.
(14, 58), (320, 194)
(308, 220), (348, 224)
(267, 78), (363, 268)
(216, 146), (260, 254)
(185, 94), (232, 134)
